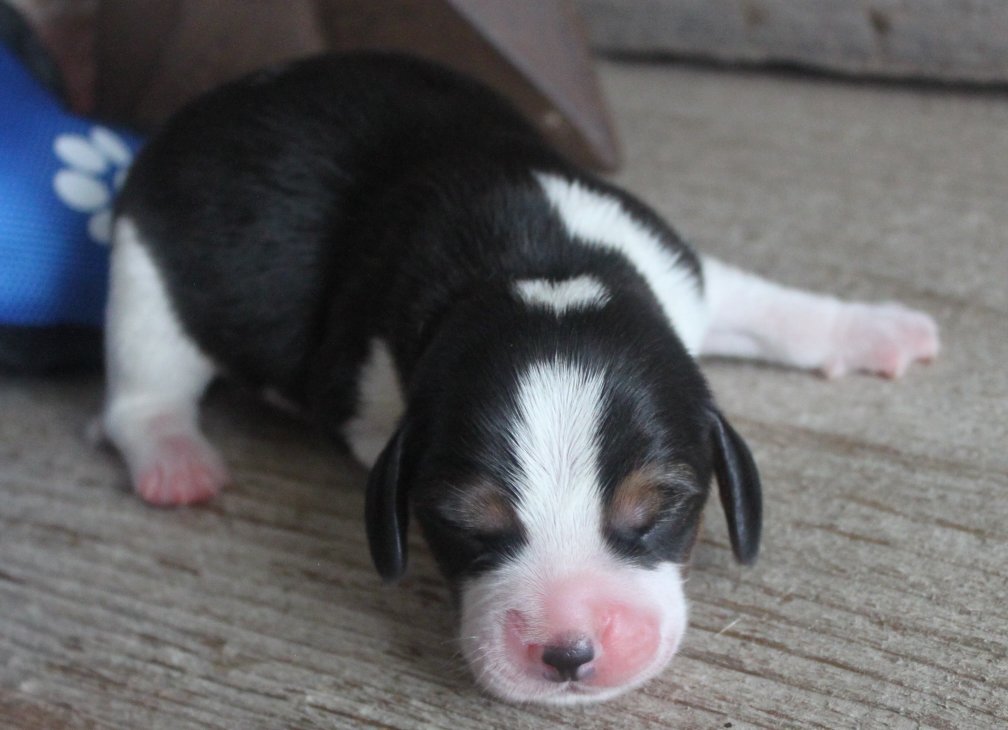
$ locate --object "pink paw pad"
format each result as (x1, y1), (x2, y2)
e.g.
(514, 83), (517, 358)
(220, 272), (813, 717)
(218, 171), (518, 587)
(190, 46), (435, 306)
(134, 434), (228, 506)
(824, 303), (940, 379)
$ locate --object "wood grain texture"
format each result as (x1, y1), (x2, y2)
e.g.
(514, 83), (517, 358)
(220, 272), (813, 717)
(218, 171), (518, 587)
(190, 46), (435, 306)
(579, 0), (1008, 85)
(2, 61), (1007, 728)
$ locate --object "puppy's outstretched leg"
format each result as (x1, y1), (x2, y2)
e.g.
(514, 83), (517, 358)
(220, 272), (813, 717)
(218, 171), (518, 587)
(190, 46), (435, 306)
(101, 218), (228, 505)
(699, 257), (939, 378)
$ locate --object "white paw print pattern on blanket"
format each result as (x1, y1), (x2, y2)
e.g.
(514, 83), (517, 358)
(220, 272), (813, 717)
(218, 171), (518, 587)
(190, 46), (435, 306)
(52, 126), (133, 244)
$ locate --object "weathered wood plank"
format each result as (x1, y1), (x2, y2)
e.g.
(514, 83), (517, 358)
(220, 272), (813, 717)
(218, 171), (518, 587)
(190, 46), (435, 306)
(579, 0), (1008, 85)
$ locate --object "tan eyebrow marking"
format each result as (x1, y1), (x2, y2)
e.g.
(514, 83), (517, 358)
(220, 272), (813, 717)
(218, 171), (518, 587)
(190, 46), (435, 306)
(440, 481), (519, 535)
(607, 465), (696, 533)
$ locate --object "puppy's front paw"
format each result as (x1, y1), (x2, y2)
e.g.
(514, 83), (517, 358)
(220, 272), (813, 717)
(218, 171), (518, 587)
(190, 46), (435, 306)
(822, 303), (939, 379)
(132, 434), (229, 506)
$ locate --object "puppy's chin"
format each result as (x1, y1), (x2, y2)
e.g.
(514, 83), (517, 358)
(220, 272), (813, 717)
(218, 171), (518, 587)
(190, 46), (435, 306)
(457, 559), (688, 705)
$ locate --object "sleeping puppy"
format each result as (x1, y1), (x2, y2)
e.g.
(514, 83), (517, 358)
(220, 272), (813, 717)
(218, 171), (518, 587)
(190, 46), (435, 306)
(99, 53), (938, 705)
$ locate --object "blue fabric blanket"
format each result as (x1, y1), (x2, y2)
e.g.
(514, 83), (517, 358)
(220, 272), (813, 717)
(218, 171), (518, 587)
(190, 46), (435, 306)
(0, 43), (143, 326)
(0, 41), (143, 370)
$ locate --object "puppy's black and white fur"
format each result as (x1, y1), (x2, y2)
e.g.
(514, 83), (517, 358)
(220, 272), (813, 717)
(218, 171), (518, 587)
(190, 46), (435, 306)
(100, 53), (938, 704)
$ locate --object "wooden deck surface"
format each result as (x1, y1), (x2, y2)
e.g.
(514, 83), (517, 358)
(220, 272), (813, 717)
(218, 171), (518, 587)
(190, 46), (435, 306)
(2, 61), (1007, 728)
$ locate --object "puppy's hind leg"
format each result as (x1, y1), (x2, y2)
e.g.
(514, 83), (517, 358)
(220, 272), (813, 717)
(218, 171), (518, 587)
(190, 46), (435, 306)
(698, 257), (939, 378)
(101, 218), (229, 505)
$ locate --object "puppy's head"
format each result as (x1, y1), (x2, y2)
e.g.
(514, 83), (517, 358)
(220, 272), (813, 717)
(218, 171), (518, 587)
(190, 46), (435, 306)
(365, 291), (761, 704)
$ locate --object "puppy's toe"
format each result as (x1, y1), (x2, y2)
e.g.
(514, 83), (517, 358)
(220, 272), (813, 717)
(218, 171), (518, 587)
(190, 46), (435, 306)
(134, 434), (228, 506)
(828, 303), (940, 379)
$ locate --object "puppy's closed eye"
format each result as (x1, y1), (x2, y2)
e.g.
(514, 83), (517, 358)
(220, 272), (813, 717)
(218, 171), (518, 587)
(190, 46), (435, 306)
(435, 480), (520, 538)
(606, 466), (699, 541)
(414, 480), (523, 575)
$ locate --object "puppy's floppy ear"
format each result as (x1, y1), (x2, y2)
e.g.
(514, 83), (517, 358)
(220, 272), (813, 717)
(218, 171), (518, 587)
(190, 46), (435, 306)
(365, 425), (411, 582)
(709, 409), (762, 565)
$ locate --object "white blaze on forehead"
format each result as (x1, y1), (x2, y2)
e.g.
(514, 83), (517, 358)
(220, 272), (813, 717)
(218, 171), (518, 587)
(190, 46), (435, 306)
(534, 172), (706, 354)
(509, 358), (607, 557)
(515, 275), (610, 315)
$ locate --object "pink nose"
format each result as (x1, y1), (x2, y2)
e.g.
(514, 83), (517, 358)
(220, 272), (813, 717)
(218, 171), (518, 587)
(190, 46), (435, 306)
(506, 585), (662, 687)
